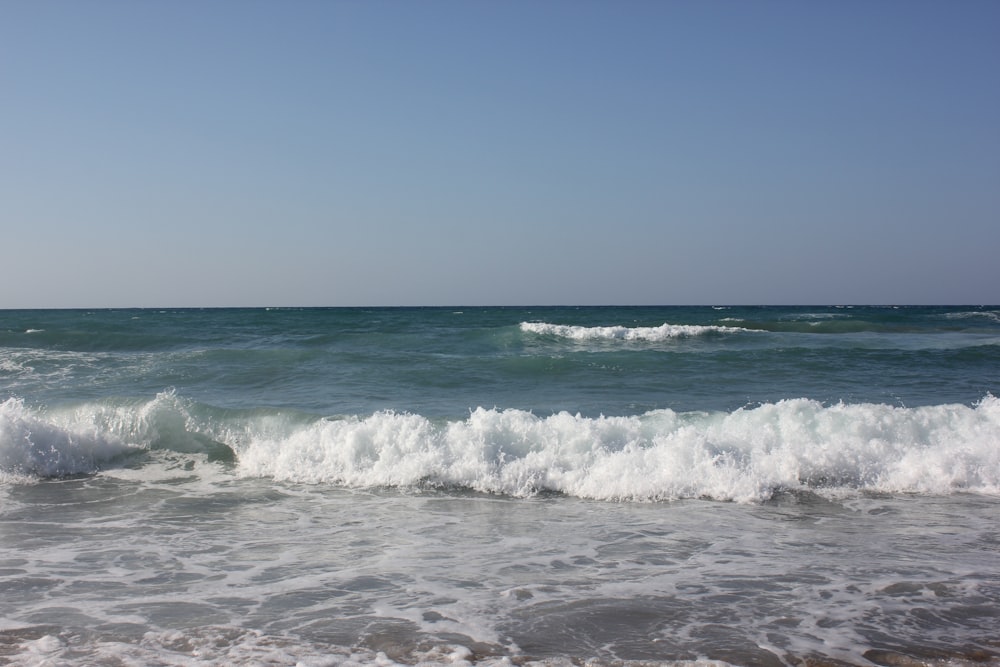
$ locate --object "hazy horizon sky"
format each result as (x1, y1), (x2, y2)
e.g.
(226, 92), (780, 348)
(2, 1), (998, 308)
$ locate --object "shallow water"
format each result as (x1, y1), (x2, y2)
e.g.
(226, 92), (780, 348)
(1, 460), (998, 666)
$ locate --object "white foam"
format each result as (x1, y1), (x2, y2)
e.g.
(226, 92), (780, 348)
(0, 398), (141, 478)
(519, 321), (751, 341)
(234, 396), (1000, 502)
(0, 625), (744, 666)
(0, 355), (34, 376)
(945, 310), (1000, 323)
(5, 391), (998, 502)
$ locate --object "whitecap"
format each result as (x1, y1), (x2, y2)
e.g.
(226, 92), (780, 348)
(232, 396), (1000, 502)
(519, 321), (751, 341)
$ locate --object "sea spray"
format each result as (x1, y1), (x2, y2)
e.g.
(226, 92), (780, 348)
(0, 391), (235, 478)
(0, 397), (138, 477)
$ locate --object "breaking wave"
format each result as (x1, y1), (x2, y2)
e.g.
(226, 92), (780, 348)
(0, 398), (140, 478)
(519, 321), (751, 341)
(234, 397), (1000, 502)
(0, 392), (231, 479)
(3, 392), (998, 502)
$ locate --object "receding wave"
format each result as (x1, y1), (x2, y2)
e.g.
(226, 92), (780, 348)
(3, 393), (998, 502)
(520, 321), (751, 341)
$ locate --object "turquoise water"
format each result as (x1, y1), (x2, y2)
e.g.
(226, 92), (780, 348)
(1, 306), (998, 665)
(3, 305), (997, 415)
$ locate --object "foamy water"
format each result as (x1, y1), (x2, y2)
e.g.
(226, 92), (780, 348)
(1, 460), (997, 666)
(1, 306), (998, 665)
(520, 321), (752, 340)
(4, 393), (998, 501)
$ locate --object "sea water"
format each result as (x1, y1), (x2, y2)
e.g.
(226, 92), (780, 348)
(0, 306), (998, 666)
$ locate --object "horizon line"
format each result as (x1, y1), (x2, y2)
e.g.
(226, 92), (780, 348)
(2, 303), (998, 311)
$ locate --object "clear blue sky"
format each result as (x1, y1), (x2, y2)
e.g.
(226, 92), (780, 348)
(2, 0), (998, 307)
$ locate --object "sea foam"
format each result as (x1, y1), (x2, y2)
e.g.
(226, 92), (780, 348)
(4, 393), (998, 501)
(234, 396), (1000, 502)
(519, 321), (750, 341)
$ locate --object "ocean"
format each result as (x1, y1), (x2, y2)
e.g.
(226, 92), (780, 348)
(0, 305), (998, 666)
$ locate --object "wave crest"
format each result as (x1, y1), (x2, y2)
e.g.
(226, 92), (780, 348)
(235, 397), (1000, 502)
(519, 321), (751, 341)
(0, 391), (238, 479)
(5, 392), (998, 501)
(0, 398), (140, 478)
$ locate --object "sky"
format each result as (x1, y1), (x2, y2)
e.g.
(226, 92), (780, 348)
(2, 0), (998, 307)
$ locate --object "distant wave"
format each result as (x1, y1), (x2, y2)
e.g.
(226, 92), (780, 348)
(5, 392), (997, 503)
(519, 321), (751, 341)
(945, 310), (1000, 323)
